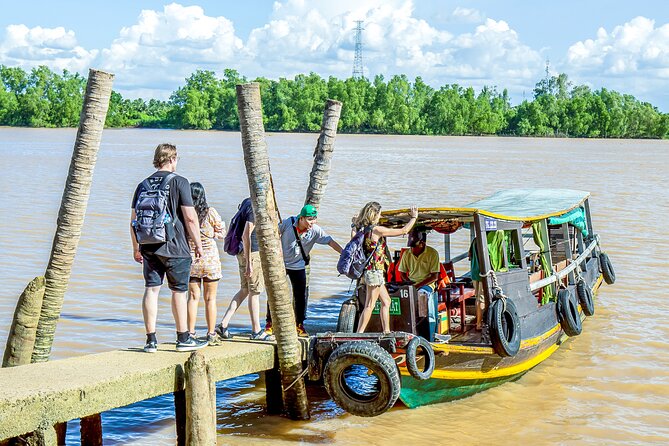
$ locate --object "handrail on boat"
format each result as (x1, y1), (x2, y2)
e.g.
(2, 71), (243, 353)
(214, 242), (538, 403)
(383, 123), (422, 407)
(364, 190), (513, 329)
(529, 235), (599, 292)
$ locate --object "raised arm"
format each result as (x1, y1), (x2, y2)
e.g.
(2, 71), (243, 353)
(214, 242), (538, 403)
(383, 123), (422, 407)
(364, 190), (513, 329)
(374, 205), (418, 238)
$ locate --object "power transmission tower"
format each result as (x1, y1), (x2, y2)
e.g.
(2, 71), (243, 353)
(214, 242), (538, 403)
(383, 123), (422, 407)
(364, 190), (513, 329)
(352, 21), (364, 78)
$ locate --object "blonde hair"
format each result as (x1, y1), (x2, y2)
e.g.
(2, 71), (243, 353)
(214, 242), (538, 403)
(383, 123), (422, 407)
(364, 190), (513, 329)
(355, 201), (382, 228)
(153, 143), (177, 168)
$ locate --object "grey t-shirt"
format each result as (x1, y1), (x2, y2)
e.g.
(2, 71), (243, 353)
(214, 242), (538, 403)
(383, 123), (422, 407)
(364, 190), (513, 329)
(279, 216), (333, 270)
(131, 170), (193, 258)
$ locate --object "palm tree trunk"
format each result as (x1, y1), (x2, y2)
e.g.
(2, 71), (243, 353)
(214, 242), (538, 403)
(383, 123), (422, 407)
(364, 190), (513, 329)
(2, 276), (45, 367)
(305, 99), (342, 209)
(236, 82), (310, 420)
(31, 69), (114, 363)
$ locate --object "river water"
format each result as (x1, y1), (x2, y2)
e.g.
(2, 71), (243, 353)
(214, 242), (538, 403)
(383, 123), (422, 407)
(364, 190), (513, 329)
(1, 128), (667, 445)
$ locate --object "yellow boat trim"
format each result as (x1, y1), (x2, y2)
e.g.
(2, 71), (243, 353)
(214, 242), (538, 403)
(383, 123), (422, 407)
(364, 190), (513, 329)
(429, 343), (561, 380)
(520, 324), (560, 348)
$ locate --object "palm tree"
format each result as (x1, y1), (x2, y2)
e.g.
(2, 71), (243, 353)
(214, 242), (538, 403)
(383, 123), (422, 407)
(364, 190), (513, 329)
(31, 69), (115, 363)
(236, 82), (310, 420)
(305, 99), (342, 209)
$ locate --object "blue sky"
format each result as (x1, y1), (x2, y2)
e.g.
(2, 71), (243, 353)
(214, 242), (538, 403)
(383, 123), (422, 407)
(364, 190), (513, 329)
(2, 0), (668, 111)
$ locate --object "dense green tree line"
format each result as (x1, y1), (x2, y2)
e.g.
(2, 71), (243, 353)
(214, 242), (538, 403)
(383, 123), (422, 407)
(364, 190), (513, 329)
(1, 65), (668, 138)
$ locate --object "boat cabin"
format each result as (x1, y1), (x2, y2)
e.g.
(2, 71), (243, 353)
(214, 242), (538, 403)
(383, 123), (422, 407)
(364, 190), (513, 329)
(352, 189), (603, 348)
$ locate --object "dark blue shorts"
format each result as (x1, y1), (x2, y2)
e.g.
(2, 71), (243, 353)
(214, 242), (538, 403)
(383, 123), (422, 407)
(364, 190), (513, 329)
(142, 253), (192, 292)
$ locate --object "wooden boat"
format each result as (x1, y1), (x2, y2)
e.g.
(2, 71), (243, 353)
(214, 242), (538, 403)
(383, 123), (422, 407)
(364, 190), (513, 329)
(311, 189), (615, 416)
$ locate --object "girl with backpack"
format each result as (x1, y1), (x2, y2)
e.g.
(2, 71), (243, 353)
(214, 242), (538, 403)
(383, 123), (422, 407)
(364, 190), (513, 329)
(187, 182), (226, 345)
(353, 201), (418, 334)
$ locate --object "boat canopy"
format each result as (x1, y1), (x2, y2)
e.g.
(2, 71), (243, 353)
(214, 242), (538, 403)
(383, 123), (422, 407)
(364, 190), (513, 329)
(381, 189), (590, 230)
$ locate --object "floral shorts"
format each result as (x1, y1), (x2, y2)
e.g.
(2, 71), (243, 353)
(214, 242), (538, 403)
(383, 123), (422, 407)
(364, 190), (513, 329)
(363, 269), (385, 287)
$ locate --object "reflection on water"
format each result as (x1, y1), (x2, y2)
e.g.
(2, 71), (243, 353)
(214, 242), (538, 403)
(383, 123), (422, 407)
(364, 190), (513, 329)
(1, 128), (668, 445)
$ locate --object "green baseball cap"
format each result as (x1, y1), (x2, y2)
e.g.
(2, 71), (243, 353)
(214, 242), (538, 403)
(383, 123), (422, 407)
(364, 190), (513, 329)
(299, 204), (318, 218)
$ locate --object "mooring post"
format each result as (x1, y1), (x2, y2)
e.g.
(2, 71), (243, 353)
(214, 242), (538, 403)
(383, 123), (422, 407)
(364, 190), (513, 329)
(80, 414), (102, 446)
(236, 82), (310, 420)
(2, 277), (45, 367)
(264, 352), (284, 415)
(185, 351), (216, 445)
(305, 99), (342, 209)
(31, 69), (115, 364)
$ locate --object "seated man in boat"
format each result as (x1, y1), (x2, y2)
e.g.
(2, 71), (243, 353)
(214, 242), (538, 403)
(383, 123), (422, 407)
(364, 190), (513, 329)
(398, 229), (440, 338)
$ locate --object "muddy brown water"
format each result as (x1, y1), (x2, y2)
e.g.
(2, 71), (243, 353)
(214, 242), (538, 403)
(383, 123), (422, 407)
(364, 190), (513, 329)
(1, 128), (667, 445)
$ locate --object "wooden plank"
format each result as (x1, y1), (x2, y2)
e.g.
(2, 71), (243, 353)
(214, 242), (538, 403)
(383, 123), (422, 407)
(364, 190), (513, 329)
(0, 342), (275, 440)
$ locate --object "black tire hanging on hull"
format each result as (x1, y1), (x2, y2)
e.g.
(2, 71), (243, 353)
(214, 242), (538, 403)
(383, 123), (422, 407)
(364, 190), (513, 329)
(324, 341), (401, 417)
(490, 298), (521, 357)
(557, 289), (582, 336)
(405, 336), (435, 380)
(599, 252), (616, 285)
(576, 280), (595, 316)
(336, 298), (358, 333)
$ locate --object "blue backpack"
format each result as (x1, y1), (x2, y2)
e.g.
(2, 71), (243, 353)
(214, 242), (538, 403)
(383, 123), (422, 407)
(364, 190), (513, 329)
(337, 226), (375, 280)
(224, 198), (252, 256)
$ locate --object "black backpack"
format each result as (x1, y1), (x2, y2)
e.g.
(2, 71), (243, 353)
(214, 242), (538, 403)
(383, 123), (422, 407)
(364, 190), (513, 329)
(132, 173), (176, 245)
(224, 198), (252, 255)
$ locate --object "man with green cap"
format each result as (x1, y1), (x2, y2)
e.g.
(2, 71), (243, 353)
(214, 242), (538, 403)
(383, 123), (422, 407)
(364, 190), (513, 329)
(265, 204), (343, 336)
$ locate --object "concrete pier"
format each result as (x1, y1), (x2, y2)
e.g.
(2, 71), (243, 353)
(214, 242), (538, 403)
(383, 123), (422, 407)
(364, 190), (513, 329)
(0, 341), (275, 441)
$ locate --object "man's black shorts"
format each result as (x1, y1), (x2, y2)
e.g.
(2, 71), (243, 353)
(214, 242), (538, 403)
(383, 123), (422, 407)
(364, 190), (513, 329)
(142, 252), (192, 292)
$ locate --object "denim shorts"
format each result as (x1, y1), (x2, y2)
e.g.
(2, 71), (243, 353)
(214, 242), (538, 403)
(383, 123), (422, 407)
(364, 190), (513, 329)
(363, 269), (386, 287)
(142, 253), (192, 292)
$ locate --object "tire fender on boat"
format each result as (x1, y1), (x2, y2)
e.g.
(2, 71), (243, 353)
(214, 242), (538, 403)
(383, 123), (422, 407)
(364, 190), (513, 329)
(405, 336), (435, 381)
(323, 341), (401, 417)
(557, 289), (582, 336)
(490, 298), (521, 357)
(336, 298), (358, 333)
(599, 252), (616, 285)
(576, 280), (595, 317)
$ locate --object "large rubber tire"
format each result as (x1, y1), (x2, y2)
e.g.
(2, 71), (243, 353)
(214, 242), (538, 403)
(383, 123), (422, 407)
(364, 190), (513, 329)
(576, 280), (595, 317)
(490, 299), (521, 357)
(336, 299), (358, 333)
(557, 289), (582, 336)
(599, 252), (616, 285)
(324, 341), (400, 417)
(405, 336), (435, 381)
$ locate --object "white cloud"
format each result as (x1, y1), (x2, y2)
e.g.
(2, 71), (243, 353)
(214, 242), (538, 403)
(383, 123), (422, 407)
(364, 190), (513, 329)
(0, 24), (97, 73)
(451, 7), (483, 24)
(565, 16), (669, 105)
(97, 3), (244, 95)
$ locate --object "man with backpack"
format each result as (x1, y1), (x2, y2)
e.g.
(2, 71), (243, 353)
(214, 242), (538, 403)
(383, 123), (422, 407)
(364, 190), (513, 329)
(216, 198), (273, 341)
(131, 143), (208, 353)
(264, 204), (343, 337)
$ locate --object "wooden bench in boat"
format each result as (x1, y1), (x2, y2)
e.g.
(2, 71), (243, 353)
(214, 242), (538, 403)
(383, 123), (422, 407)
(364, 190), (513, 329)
(438, 262), (476, 333)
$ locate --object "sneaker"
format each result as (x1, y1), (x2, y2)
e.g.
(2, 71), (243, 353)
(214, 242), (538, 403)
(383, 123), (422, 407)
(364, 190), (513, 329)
(296, 323), (309, 337)
(143, 340), (158, 353)
(250, 330), (275, 341)
(176, 335), (208, 352)
(215, 323), (231, 339)
(207, 332), (223, 346)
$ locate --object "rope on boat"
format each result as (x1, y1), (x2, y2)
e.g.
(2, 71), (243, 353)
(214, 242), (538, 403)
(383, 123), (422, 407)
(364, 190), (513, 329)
(283, 366), (310, 392)
(481, 269), (508, 311)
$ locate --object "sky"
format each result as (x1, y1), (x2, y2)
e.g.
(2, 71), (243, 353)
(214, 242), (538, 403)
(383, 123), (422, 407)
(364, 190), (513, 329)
(1, 0), (668, 111)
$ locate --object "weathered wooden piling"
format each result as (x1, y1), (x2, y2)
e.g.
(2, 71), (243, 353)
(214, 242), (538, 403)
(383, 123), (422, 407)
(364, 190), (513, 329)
(236, 82), (310, 420)
(185, 351), (216, 445)
(2, 276), (45, 367)
(32, 69), (115, 364)
(305, 99), (342, 209)
(80, 414), (102, 446)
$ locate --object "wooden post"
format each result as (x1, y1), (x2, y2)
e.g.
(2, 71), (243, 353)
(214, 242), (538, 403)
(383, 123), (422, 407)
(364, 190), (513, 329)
(304, 99), (342, 209)
(32, 69), (115, 363)
(2, 277), (45, 367)
(185, 351), (216, 445)
(236, 82), (310, 420)
(80, 414), (102, 446)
